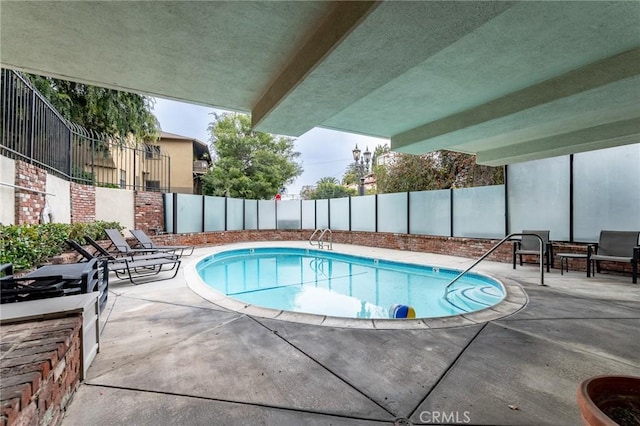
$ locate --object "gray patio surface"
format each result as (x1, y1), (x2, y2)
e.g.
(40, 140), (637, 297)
(62, 242), (640, 425)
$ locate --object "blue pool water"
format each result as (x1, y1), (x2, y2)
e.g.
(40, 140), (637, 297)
(196, 248), (505, 319)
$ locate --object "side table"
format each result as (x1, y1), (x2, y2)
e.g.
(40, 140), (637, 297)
(557, 253), (587, 275)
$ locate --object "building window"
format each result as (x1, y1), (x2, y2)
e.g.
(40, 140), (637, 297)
(119, 169), (126, 189)
(145, 144), (161, 159)
(145, 180), (161, 192)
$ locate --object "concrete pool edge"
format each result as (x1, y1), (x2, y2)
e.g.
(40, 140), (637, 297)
(184, 242), (529, 330)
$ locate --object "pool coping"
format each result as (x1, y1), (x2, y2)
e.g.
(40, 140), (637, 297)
(184, 241), (528, 330)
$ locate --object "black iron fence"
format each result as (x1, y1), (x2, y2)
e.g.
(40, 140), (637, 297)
(0, 69), (170, 192)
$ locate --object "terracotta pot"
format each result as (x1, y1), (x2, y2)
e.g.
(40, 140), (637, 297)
(577, 375), (640, 426)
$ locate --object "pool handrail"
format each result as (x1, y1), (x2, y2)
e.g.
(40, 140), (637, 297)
(309, 229), (322, 248)
(444, 232), (545, 299)
(309, 228), (332, 250)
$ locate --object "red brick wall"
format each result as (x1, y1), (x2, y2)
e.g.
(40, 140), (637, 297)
(14, 160), (47, 225)
(151, 230), (635, 275)
(69, 183), (95, 224)
(0, 316), (82, 426)
(134, 191), (164, 234)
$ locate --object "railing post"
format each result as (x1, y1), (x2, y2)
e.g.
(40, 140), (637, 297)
(67, 129), (72, 177)
(133, 144), (137, 191)
(28, 88), (35, 163)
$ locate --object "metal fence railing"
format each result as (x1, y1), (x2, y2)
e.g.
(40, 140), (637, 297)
(0, 68), (170, 192)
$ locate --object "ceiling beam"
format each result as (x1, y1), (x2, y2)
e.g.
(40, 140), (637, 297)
(391, 48), (640, 153)
(251, 1), (379, 131)
(476, 117), (640, 166)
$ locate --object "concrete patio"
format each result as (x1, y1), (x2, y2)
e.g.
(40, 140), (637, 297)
(61, 242), (640, 425)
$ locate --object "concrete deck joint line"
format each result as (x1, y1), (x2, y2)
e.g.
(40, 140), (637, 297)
(81, 383), (392, 423)
(249, 315), (398, 418)
(407, 323), (488, 420)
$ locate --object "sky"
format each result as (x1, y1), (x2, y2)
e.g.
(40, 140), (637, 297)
(152, 98), (388, 195)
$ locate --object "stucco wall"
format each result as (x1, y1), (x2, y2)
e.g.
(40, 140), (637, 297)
(159, 139), (193, 193)
(0, 155), (15, 225)
(95, 187), (135, 231)
(46, 174), (71, 223)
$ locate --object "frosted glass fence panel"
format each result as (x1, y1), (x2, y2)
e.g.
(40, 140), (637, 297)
(378, 193), (408, 234)
(573, 144), (640, 242)
(316, 199), (329, 229)
(204, 196), (226, 231)
(329, 197), (350, 231)
(409, 190), (450, 236)
(453, 185), (505, 238)
(175, 194), (203, 234)
(227, 198), (244, 231)
(350, 195), (376, 232)
(508, 156), (570, 241)
(302, 200), (316, 229)
(258, 200), (276, 229)
(164, 193), (173, 233)
(244, 200), (258, 230)
(277, 200), (301, 229)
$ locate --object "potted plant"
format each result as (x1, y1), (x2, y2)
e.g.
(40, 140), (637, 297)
(577, 375), (640, 426)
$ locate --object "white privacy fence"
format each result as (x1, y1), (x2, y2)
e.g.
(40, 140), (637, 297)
(165, 144), (639, 243)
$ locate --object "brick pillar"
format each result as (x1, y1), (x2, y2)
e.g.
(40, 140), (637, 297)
(14, 160), (47, 225)
(134, 191), (164, 233)
(70, 182), (96, 223)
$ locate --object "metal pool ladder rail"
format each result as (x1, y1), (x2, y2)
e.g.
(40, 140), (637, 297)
(444, 232), (546, 300)
(309, 228), (333, 250)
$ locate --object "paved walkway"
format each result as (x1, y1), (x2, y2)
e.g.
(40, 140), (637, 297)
(62, 242), (640, 425)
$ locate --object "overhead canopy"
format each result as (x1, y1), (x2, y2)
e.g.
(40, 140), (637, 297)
(1, 1), (638, 165)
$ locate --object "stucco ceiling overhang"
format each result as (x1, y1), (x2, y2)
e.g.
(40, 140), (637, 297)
(1, 1), (638, 165)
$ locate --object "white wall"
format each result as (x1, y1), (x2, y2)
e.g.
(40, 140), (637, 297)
(0, 155), (15, 225)
(46, 174), (71, 223)
(95, 187), (135, 231)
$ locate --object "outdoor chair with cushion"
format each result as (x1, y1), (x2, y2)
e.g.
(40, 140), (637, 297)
(129, 229), (194, 256)
(104, 229), (176, 257)
(67, 239), (181, 285)
(587, 230), (639, 283)
(513, 230), (554, 273)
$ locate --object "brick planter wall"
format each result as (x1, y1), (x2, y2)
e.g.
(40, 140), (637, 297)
(69, 183), (95, 224)
(14, 161), (47, 225)
(134, 191), (164, 234)
(0, 316), (82, 426)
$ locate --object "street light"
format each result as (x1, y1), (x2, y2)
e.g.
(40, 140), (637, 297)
(352, 144), (371, 196)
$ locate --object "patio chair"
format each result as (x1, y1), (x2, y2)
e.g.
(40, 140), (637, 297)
(66, 239), (181, 285)
(587, 230), (639, 283)
(104, 229), (176, 257)
(129, 229), (194, 257)
(512, 230), (553, 273)
(1, 258), (104, 304)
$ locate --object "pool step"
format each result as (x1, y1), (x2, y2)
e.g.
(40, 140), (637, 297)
(443, 285), (503, 313)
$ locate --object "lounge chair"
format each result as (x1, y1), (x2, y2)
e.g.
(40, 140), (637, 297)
(82, 236), (176, 263)
(1, 258), (106, 305)
(587, 230), (639, 283)
(104, 229), (176, 257)
(67, 239), (181, 285)
(129, 229), (194, 256)
(513, 230), (553, 273)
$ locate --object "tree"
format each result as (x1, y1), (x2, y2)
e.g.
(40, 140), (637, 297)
(308, 177), (356, 199)
(341, 163), (361, 186)
(25, 74), (159, 141)
(375, 150), (503, 193)
(203, 113), (302, 199)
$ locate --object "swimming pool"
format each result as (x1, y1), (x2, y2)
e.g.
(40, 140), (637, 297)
(196, 247), (505, 319)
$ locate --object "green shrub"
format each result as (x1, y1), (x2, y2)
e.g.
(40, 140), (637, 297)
(0, 221), (124, 271)
(68, 221), (123, 241)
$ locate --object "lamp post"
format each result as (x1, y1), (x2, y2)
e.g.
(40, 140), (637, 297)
(352, 144), (371, 196)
